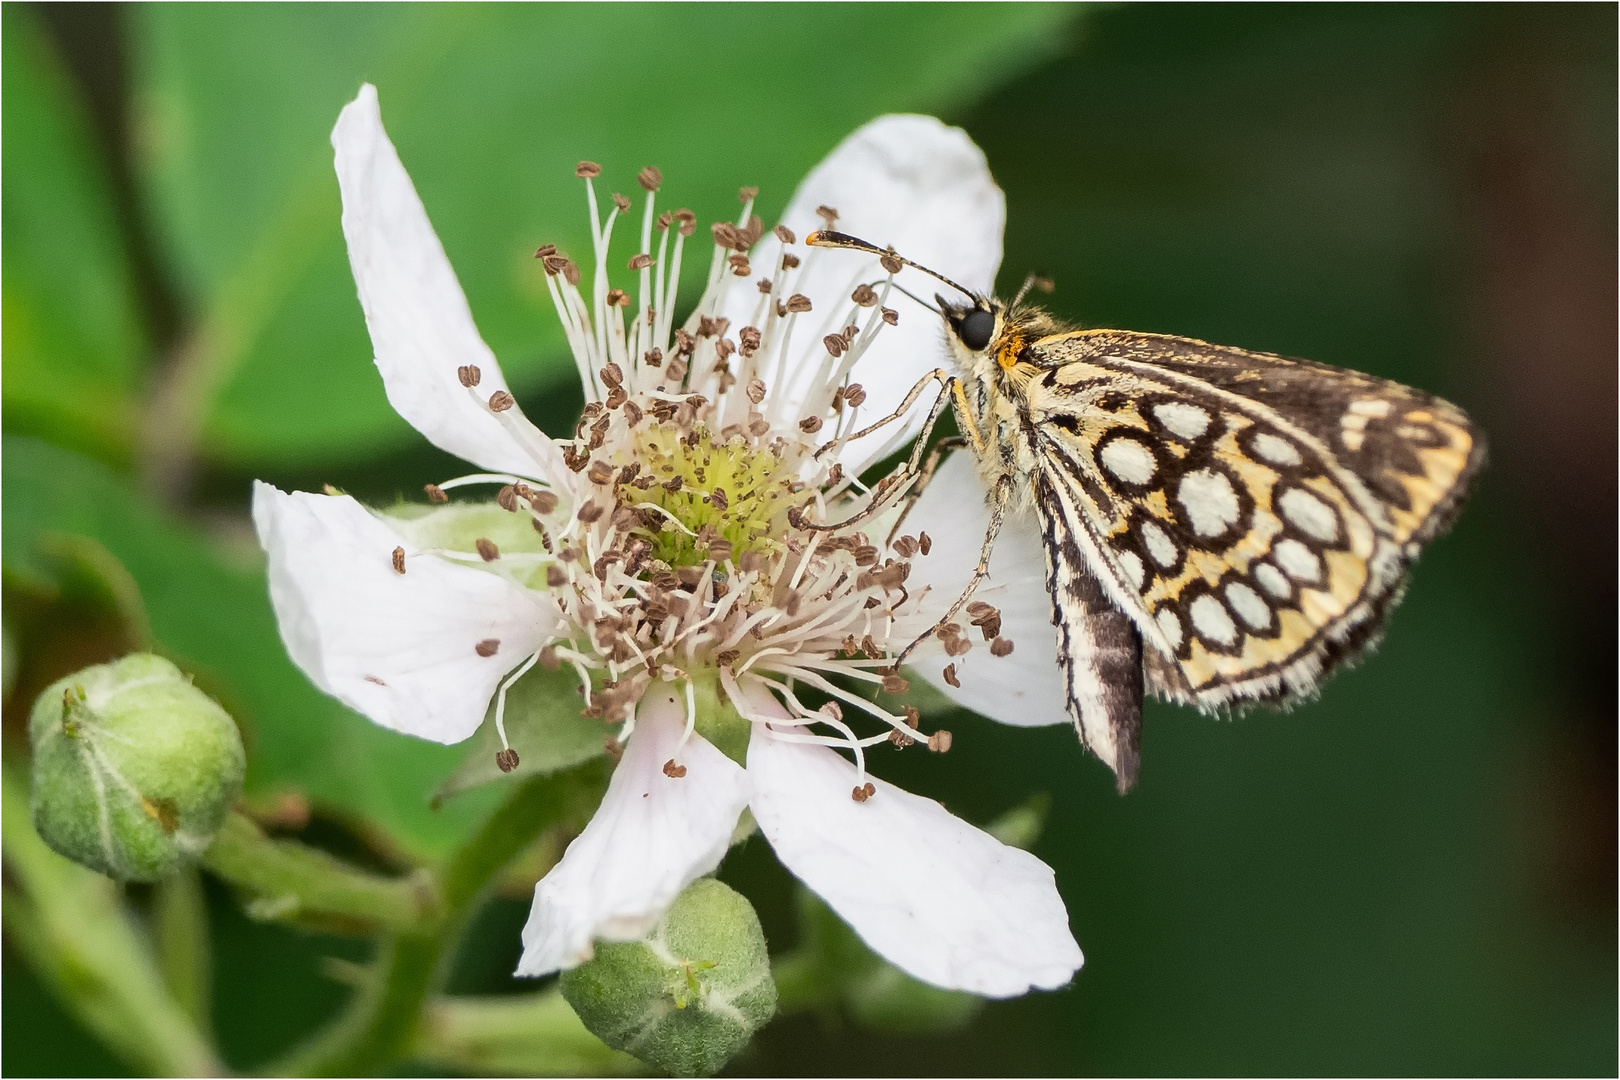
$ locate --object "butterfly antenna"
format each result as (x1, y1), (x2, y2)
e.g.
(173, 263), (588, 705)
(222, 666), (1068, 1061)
(807, 230), (977, 300)
(1009, 272), (1054, 310)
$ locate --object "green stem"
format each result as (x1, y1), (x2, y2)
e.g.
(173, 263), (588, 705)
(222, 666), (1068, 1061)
(202, 812), (436, 934)
(1, 763), (222, 1077)
(153, 866), (212, 1028)
(270, 760), (608, 1077)
(414, 989), (639, 1076)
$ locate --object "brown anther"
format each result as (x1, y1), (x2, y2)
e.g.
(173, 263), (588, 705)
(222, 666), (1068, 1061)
(605, 288), (630, 307)
(851, 283), (878, 307)
(675, 209), (696, 236)
(863, 781), (876, 798)
(488, 390), (516, 412)
(457, 364), (482, 387)
(815, 205), (839, 224)
(881, 307), (898, 325)
(843, 383), (867, 408)
(821, 334), (846, 358)
(545, 565), (568, 587)
(782, 252), (801, 269)
(539, 645), (560, 669)
(819, 701), (843, 721)
(676, 564), (707, 587)
(475, 538), (500, 562)
(577, 501), (605, 523)
(542, 253), (570, 276)
(605, 386), (628, 409)
(709, 487), (729, 511)
(888, 728), (916, 748)
(784, 591), (802, 616)
(827, 463), (844, 486)
(747, 417), (771, 437)
(531, 489), (559, 514)
(991, 637), (1014, 657)
(728, 253), (752, 276)
(495, 748), (520, 773)
(943, 663), (962, 688)
(563, 447), (589, 472)
(851, 785), (869, 803)
(881, 671), (909, 695)
(535, 243), (557, 259)
(853, 545), (880, 567)
(716, 648), (740, 668)
(617, 461), (641, 484)
(784, 293), (812, 313)
(712, 222), (740, 249)
(558, 547), (579, 562)
(600, 362), (624, 388)
(774, 224), (796, 244)
(893, 535), (919, 558)
(799, 415), (824, 434)
(738, 550), (764, 574)
(611, 506), (642, 531)
(497, 485), (518, 511)
(563, 260), (582, 286)
(757, 278), (773, 294)
(628, 252), (653, 271)
(741, 379), (767, 406)
(476, 639), (500, 657)
(708, 538), (734, 562)
(623, 400), (645, 426)
(586, 461), (614, 485)
(918, 532), (932, 555)
(656, 211), (673, 231)
(927, 730), (953, 753)
(391, 547), (406, 574)
(904, 705), (921, 728)
(879, 251), (903, 274)
(739, 185), (759, 202)
(663, 759), (688, 779)
(738, 326), (762, 357)
(637, 165), (663, 192)
(576, 161), (601, 178)
(424, 483), (449, 504)
(612, 192), (631, 214)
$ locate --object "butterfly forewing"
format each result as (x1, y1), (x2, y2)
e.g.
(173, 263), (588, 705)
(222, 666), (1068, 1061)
(1019, 329), (1484, 712)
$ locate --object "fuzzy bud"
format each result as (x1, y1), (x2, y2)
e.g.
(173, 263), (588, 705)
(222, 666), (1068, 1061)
(29, 654), (245, 882)
(560, 878), (776, 1076)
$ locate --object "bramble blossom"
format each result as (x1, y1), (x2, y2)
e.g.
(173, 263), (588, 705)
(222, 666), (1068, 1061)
(253, 84), (1081, 997)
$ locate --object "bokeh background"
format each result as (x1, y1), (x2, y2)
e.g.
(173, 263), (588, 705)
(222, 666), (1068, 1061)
(4, 3), (1614, 1075)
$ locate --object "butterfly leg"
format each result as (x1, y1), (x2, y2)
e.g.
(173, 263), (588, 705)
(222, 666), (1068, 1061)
(884, 436), (968, 547)
(890, 473), (1012, 671)
(801, 372), (957, 534)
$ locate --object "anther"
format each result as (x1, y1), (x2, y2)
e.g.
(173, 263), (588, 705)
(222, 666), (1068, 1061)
(599, 362), (623, 388)
(656, 211), (672, 231)
(739, 185), (758, 203)
(799, 415), (824, 434)
(748, 416), (770, 437)
(881, 307), (899, 325)
(893, 535), (919, 558)
(709, 487), (729, 511)
(864, 781), (876, 798)
(943, 663), (961, 688)
(424, 483), (449, 504)
(665, 357), (689, 381)
(784, 293), (812, 313)
(674, 209), (696, 236)
(637, 166), (662, 192)
(535, 243), (557, 259)
(391, 547), (406, 574)
(881, 671), (909, 695)
(738, 550), (763, 574)
(851, 283), (878, 307)
(757, 278), (772, 294)
(918, 532), (933, 555)
(879, 251), (903, 274)
(774, 224), (796, 245)
(612, 192), (631, 213)
(815, 205), (839, 225)
(475, 538), (500, 562)
(531, 489), (559, 514)
(495, 748), (520, 773)
(457, 364), (482, 387)
(577, 501), (605, 523)
(587, 461), (614, 485)
(708, 538), (733, 562)
(626, 252), (653, 271)
(782, 253), (801, 269)
(488, 390), (516, 412)
(643, 347), (663, 367)
(745, 378), (767, 405)
(822, 334), (846, 359)
(546, 565), (568, 587)
(853, 545), (879, 567)
(991, 637), (1014, 657)
(606, 288), (630, 307)
(851, 785), (869, 803)
(663, 759), (687, 778)
(927, 730), (953, 753)
(844, 383), (867, 408)
(476, 639), (501, 657)
(576, 161), (601, 178)
(739, 326), (762, 357)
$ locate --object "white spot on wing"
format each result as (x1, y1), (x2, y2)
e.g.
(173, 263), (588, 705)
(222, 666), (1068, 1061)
(1279, 487), (1339, 542)
(1117, 550), (1146, 591)
(1178, 469), (1241, 537)
(1139, 520), (1179, 567)
(1252, 432), (1302, 467)
(1156, 607), (1183, 649)
(1153, 402), (1210, 441)
(1273, 538), (1321, 583)
(1348, 398), (1393, 418)
(1254, 561), (1291, 598)
(1225, 581), (1272, 630)
(1100, 437), (1157, 485)
(1189, 595), (1237, 645)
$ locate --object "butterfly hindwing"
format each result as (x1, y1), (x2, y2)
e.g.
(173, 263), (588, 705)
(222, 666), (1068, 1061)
(1018, 329), (1484, 713)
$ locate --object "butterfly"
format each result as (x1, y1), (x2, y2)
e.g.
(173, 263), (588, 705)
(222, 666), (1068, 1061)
(807, 231), (1486, 792)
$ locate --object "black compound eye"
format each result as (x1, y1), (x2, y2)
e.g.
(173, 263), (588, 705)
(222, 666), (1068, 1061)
(956, 309), (996, 352)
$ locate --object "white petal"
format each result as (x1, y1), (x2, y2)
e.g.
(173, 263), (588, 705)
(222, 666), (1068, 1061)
(717, 114), (1004, 475)
(898, 452), (1068, 727)
(517, 692), (751, 976)
(747, 722), (1081, 997)
(333, 84), (562, 482)
(252, 481), (554, 743)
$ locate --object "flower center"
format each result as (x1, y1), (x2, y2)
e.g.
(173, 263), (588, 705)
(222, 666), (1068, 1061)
(632, 427), (792, 571)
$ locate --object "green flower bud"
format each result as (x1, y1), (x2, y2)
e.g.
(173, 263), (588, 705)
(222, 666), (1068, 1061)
(29, 654), (245, 882)
(560, 878), (777, 1077)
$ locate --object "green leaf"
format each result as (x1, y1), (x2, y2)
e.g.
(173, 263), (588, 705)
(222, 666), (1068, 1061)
(2, 6), (148, 465)
(128, 3), (1080, 468)
(2, 435), (500, 860)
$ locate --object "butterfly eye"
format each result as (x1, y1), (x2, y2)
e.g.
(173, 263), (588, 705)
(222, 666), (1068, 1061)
(956, 309), (996, 352)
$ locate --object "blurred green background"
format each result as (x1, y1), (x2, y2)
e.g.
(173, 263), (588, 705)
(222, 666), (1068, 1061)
(4, 2), (1613, 1075)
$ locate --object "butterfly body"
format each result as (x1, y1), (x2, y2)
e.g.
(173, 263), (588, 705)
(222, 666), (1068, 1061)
(939, 300), (1485, 791)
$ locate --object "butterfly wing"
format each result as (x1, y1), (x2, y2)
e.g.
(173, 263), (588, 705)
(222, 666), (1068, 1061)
(1030, 466), (1144, 792)
(1020, 329), (1484, 713)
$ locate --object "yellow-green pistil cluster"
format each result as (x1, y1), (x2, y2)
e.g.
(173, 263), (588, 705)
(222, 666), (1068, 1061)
(632, 426), (797, 572)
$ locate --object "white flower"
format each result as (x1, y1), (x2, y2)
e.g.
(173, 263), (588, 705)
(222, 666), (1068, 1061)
(253, 83), (1081, 998)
